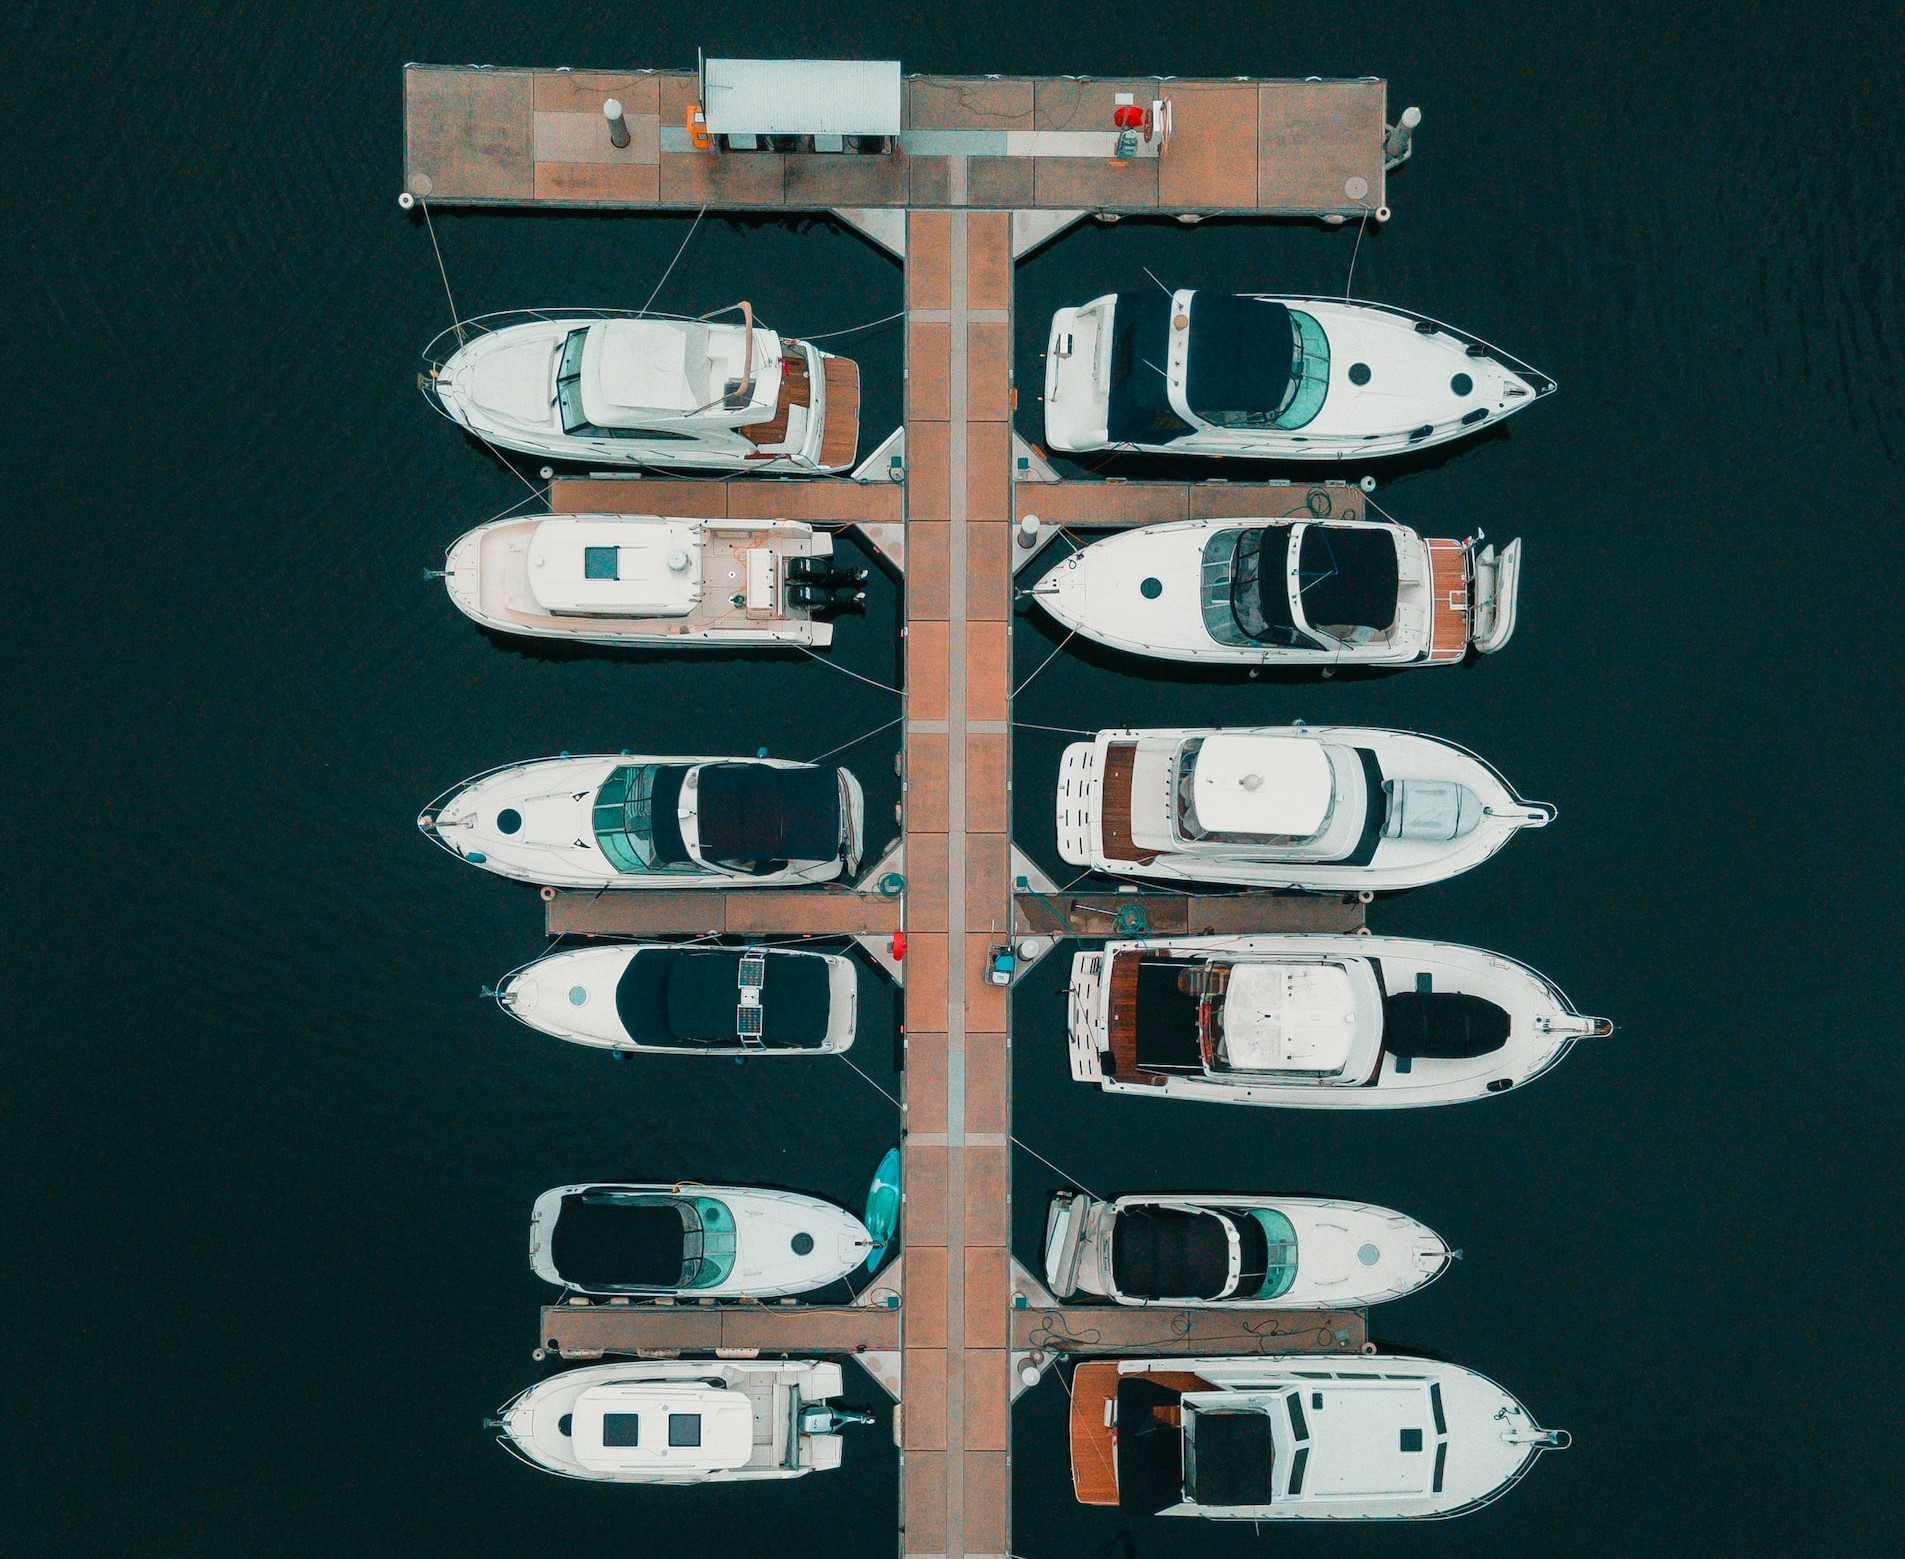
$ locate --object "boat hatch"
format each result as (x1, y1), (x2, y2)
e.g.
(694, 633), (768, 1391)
(526, 519), (702, 616)
(572, 1382), (754, 1473)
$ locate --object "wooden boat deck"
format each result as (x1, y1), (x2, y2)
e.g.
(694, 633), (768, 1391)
(403, 68), (1388, 217)
(820, 356), (862, 470)
(1427, 536), (1471, 661)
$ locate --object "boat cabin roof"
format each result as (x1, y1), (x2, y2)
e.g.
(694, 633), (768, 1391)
(571, 1381), (755, 1473)
(1219, 963), (1363, 1074)
(616, 947), (835, 1048)
(1194, 1380), (1443, 1501)
(702, 57), (902, 136)
(526, 517), (702, 616)
(1189, 736), (1334, 837)
(580, 319), (760, 427)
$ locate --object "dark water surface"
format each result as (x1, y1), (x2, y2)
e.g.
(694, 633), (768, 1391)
(6, 2), (1901, 1555)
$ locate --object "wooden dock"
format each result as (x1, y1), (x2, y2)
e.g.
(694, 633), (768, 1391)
(403, 68), (1389, 219)
(415, 60), (1401, 1556)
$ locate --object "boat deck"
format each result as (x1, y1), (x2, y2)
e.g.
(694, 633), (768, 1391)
(403, 68), (1388, 218)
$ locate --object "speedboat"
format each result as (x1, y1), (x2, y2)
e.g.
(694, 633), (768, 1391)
(1028, 514), (1520, 666)
(443, 513), (866, 647)
(422, 303), (859, 473)
(1043, 290), (1552, 460)
(419, 754), (865, 889)
(497, 943), (857, 1054)
(1057, 725), (1551, 890)
(1067, 933), (1610, 1108)
(529, 1183), (874, 1298)
(1069, 1355), (1568, 1519)
(1043, 1191), (1450, 1307)
(492, 1358), (871, 1483)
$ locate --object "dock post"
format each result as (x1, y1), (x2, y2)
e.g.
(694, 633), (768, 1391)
(1384, 105), (1421, 168)
(603, 98), (631, 150)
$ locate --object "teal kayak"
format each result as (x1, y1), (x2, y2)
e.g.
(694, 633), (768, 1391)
(862, 1146), (901, 1273)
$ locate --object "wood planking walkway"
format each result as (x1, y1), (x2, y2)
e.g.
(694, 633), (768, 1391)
(545, 887), (899, 939)
(539, 1301), (900, 1359)
(1014, 1304), (1367, 1355)
(1012, 891), (1366, 938)
(1017, 478), (1379, 529)
(403, 67), (1386, 216)
(899, 199), (1015, 1559)
(547, 476), (901, 525)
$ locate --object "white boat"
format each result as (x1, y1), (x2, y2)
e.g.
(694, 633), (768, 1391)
(1067, 933), (1610, 1108)
(1043, 290), (1552, 461)
(492, 1358), (870, 1483)
(1028, 514), (1520, 666)
(1069, 1354), (1568, 1519)
(1043, 1191), (1451, 1308)
(497, 943), (857, 1054)
(423, 304), (859, 473)
(1057, 725), (1551, 891)
(419, 754), (865, 889)
(443, 513), (867, 647)
(529, 1183), (874, 1298)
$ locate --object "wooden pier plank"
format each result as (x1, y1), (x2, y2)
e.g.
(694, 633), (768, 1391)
(540, 1302), (899, 1358)
(544, 888), (899, 938)
(1012, 890), (1366, 938)
(1014, 1304), (1368, 1354)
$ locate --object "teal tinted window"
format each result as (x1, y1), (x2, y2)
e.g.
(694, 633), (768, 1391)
(585, 546), (620, 580)
(556, 328), (591, 433)
(682, 1196), (738, 1289)
(602, 1413), (641, 1447)
(593, 764), (659, 873)
(1251, 1209), (1299, 1299)
(668, 1414), (702, 1447)
(1273, 311), (1331, 430)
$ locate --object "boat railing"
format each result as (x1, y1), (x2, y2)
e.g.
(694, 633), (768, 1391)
(420, 302), (765, 377)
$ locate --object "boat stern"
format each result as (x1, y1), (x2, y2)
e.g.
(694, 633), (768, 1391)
(1044, 297), (1115, 451)
(1470, 537), (1523, 654)
(1056, 740), (1104, 867)
(1043, 1191), (1115, 1298)
(1067, 950), (1111, 1082)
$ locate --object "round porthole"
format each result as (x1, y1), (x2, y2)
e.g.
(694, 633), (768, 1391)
(1140, 577), (1163, 600)
(791, 1232), (815, 1255)
(558, 1414), (574, 1437)
(1450, 372), (1474, 396)
(1357, 1242), (1382, 1266)
(568, 985), (589, 1007)
(1348, 362), (1372, 386)
(497, 807), (523, 835)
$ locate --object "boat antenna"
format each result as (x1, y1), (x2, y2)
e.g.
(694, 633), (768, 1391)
(1142, 266), (1174, 296)
(1344, 205), (1371, 300)
(639, 203), (709, 317)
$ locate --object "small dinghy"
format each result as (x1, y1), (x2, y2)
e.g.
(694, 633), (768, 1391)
(1029, 514), (1520, 666)
(492, 1359), (871, 1483)
(1043, 1191), (1451, 1308)
(1043, 289), (1551, 460)
(443, 513), (867, 647)
(423, 303), (859, 473)
(497, 943), (857, 1054)
(419, 754), (864, 889)
(529, 1183), (874, 1298)
(1067, 933), (1610, 1108)
(1069, 1355), (1568, 1519)
(1057, 725), (1551, 891)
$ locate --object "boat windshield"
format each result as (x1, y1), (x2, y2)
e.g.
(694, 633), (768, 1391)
(556, 327), (591, 433)
(1201, 527), (1323, 650)
(592, 763), (692, 872)
(1188, 298), (1330, 431)
(1248, 1209), (1298, 1299)
(680, 1196), (738, 1289)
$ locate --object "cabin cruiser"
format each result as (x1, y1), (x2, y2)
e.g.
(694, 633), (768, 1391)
(497, 943), (857, 1054)
(419, 754), (865, 889)
(423, 304), (859, 473)
(1043, 290), (1552, 460)
(1068, 933), (1609, 1108)
(1029, 514), (1520, 666)
(1068, 1355), (1568, 1519)
(530, 1183), (873, 1298)
(443, 513), (867, 647)
(1057, 725), (1551, 891)
(1043, 1191), (1450, 1308)
(492, 1359), (870, 1483)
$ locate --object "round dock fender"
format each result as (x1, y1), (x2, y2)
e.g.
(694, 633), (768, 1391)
(539, 885), (557, 903)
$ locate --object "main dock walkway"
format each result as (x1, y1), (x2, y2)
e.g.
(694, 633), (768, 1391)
(412, 58), (1400, 1555)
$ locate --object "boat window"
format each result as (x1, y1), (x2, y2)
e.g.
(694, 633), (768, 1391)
(1286, 1391), (1309, 1442)
(584, 545), (620, 580)
(1196, 309), (1330, 431)
(1430, 1382), (1446, 1436)
(1286, 1445), (1309, 1496)
(1205, 528), (1324, 651)
(667, 1413), (703, 1447)
(1251, 1210), (1300, 1299)
(1432, 1440), (1447, 1494)
(680, 1195), (738, 1288)
(592, 764), (692, 873)
(601, 1413), (642, 1447)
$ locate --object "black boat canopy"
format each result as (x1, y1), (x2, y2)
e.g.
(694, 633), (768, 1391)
(695, 763), (841, 869)
(1112, 1205), (1273, 1300)
(1186, 1410), (1280, 1507)
(550, 1195), (687, 1288)
(615, 948), (835, 1047)
(1295, 524), (1400, 630)
(1105, 291), (1193, 444)
(1186, 294), (1295, 419)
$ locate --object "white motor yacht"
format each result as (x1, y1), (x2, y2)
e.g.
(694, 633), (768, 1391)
(492, 1359), (870, 1483)
(1068, 933), (1610, 1108)
(529, 1183), (874, 1298)
(1043, 1191), (1451, 1308)
(1029, 514), (1520, 666)
(497, 943), (857, 1054)
(423, 304), (859, 473)
(1069, 1355), (1568, 1519)
(1057, 725), (1550, 891)
(1043, 290), (1552, 460)
(443, 513), (867, 647)
(419, 754), (865, 889)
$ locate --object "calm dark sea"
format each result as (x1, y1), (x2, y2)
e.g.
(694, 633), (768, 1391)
(6, 2), (1901, 1555)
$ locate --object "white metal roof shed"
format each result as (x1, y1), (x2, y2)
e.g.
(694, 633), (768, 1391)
(701, 58), (903, 137)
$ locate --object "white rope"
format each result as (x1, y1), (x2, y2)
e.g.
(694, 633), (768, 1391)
(801, 308), (906, 342)
(639, 204), (708, 317)
(1011, 626), (1078, 698)
(793, 642), (902, 695)
(1344, 203), (1372, 300)
(418, 196), (464, 345)
(1010, 1133), (1103, 1201)
(1012, 719), (1095, 737)
(833, 1049), (903, 1111)
(806, 714), (903, 766)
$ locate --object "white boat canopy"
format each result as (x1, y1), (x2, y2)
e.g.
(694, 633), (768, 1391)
(702, 57), (903, 137)
(1193, 735), (1334, 836)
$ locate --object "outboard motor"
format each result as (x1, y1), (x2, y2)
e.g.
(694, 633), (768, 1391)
(800, 1403), (876, 1433)
(789, 581), (868, 618)
(788, 555), (869, 588)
